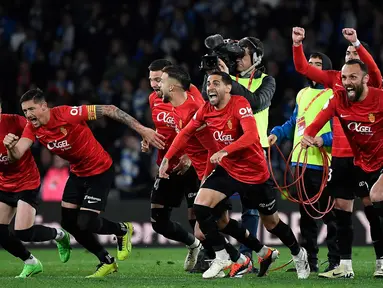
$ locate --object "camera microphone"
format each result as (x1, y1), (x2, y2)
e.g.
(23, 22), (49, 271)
(204, 34), (224, 50)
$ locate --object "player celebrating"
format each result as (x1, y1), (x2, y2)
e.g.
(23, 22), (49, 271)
(159, 65), (260, 278)
(302, 59), (383, 278)
(145, 59), (203, 272)
(292, 27), (383, 278)
(0, 98), (70, 278)
(159, 71), (310, 279)
(3, 88), (164, 278)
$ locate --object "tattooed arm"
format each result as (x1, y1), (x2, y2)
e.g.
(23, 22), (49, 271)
(94, 105), (165, 149)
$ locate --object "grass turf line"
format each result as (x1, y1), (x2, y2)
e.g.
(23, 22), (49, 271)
(0, 247), (382, 288)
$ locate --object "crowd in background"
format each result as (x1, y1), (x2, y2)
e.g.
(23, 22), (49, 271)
(1, 0), (383, 200)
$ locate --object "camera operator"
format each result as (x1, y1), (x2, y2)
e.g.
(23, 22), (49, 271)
(201, 36), (276, 271)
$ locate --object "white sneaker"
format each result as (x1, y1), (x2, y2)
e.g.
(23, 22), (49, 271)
(374, 259), (383, 278)
(292, 248), (310, 279)
(202, 258), (232, 279)
(184, 242), (202, 271)
(319, 264), (354, 278)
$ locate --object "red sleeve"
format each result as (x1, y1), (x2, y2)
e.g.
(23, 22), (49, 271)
(188, 84), (204, 104)
(357, 44), (382, 88)
(58, 105), (96, 123)
(21, 122), (36, 141)
(224, 98), (259, 154)
(305, 94), (337, 137)
(293, 44), (339, 88)
(165, 106), (205, 160)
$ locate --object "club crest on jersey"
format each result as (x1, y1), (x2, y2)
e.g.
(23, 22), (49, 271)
(227, 119), (232, 130)
(60, 127), (67, 136)
(368, 113), (375, 123)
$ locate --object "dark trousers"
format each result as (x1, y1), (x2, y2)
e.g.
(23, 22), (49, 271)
(295, 167), (339, 264)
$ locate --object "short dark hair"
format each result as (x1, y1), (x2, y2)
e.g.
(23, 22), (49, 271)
(148, 59), (173, 71)
(20, 88), (45, 104)
(344, 59), (369, 74)
(162, 65), (191, 90)
(309, 52), (323, 60)
(239, 37), (264, 57)
(209, 71), (232, 85)
(348, 41), (374, 57)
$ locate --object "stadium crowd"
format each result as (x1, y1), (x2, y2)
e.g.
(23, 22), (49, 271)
(1, 0), (383, 200)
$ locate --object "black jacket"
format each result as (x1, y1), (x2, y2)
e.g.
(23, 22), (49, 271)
(202, 69), (276, 114)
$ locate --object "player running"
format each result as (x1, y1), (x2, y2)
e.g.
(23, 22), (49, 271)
(144, 59), (203, 272)
(159, 71), (310, 279)
(293, 27), (383, 278)
(159, 65), (259, 278)
(3, 88), (164, 278)
(0, 98), (70, 278)
(302, 59), (383, 278)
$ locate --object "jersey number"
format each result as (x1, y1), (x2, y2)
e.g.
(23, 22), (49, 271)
(327, 168), (333, 182)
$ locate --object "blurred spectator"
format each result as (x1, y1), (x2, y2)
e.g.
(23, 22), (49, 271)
(1, 0), (383, 199)
(41, 156), (69, 202)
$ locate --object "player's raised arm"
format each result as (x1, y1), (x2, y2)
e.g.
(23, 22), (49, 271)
(342, 28), (382, 88)
(94, 105), (165, 150)
(292, 27), (338, 88)
(159, 107), (205, 178)
(302, 95), (337, 148)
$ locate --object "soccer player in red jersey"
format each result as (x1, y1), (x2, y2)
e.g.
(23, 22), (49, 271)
(302, 59), (383, 278)
(144, 59), (204, 272)
(293, 27), (383, 278)
(159, 71), (310, 279)
(0, 99), (70, 278)
(159, 65), (259, 278)
(3, 88), (165, 278)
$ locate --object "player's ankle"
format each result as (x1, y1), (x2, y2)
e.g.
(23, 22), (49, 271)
(188, 237), (200, 249)
(24, 254), (38, 265)
(55, 228), (65, 241)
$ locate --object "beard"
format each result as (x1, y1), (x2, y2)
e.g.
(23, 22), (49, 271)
(345, 82), (364, 102)
(162, 93), (170, 103)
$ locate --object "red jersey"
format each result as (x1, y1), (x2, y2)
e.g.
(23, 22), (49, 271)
(149, 92), (179, 170)
(22, 105), (112, 177)
(0, 114), (40, 192)
(293, 44), (382, 157)
(167, 96), (269, 184)
(305, 88), (383, 173)
(172, 92), (213, 180)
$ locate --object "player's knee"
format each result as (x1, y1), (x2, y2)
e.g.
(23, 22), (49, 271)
(15, 227), (34, 242)
(193, 204), (211, 221)
(77, 210), (100, 232)
(261, 212), (279, 231)
(194, 204), (215, 234)
(151, 208), (171, 234)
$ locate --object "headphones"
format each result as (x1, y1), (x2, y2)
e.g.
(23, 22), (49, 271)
(241, 37), (263, 67)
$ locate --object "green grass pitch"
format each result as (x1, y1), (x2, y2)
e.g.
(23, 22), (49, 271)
(0, 247), (382, 287)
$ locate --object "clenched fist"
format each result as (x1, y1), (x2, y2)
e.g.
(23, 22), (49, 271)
(342, 28), (358, 44)
(292, 27), (305, 46)
(268, 134), (278, 146)
(3, 133), (19, 149)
